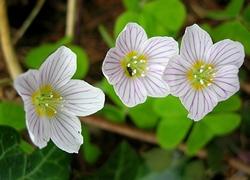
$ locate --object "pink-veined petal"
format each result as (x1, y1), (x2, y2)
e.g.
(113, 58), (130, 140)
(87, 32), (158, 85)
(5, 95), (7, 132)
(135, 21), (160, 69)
(116, 23), (147, 55)
(39, 46), (76, 89)
(102, 48), (125, 84)
(113, 76), (147, 107)
(208, 39), (245, 68)
(180, 24), (213, 65)
(14, 70), (40, 99)
(141, 64), (170, 97)
(25, 102), (51, 148)
(59, 80), (105, 116)
(142, 37), (178, 66)
(210, 65), (240, 101)
(181, 88), (218, 121)
(163, 55), (191, 97)
(50, 111), (83, 153)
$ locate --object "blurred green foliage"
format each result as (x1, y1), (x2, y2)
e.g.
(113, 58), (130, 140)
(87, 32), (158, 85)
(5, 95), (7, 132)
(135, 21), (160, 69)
(25, 37), (89, 79)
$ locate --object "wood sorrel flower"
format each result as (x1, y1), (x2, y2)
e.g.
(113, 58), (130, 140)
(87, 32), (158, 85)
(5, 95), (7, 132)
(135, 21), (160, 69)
(163, 24), (244, 121)
(102, 23), (178, 107)
(14, 46), (105, 153)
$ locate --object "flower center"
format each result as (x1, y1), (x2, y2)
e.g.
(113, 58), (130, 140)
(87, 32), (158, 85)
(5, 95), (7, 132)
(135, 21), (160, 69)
(31, 85), (63, 118)
(187, 61), (215, 90)
(121, 51), (148, 78)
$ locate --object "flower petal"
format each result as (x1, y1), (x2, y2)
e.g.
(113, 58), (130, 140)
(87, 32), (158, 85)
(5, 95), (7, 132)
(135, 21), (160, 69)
(116, 23), (147, 55)
(181, 88), (218, 121)
(39, 46), (76, 89)
(113, 76), (147, 107)
(210, 65), (240, 101)
(14, 70), (40, 99)
(25, 102), (51, 148)
(59, 80), (105, 116)
(180, 24), (213, 65)
(163, 55), (191, 97)
(142, 37), (178, 65)
(208, 39), (244, 68)
(141, 65), (170, 97)
(50, 112), (83, 153)
(102, 48), (125, 84)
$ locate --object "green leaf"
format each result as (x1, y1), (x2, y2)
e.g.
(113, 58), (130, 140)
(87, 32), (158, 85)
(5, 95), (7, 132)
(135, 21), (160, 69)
(86, 142), (142, 180)
(100, 105), (126, 123)
(213, 95), (241, 112)
(25, 41), (89, 79)
(123, 0), (140, 11)
(0, 101), (25, 130)
(82, 128), (101, 164)
(157, 116), (192, 149)
(186, 122), (214, 155)
(142, 148), (174, 172)
(20, 140), (35, 154)
(114, 11), (139, 37)
(0, 126), (70, 180)
(129, 98), (158, 129)
(25, 43), (56, 69)
(143, 0), (186, 34)
(183, 160), (206, 180)
(203, 113), (241, 135)
(98, 79), (125, 108)
(153, 96), (187, 118)
(68, 45), (89, 79)
(207, 0), (244, 20)
(211, 21), (250, 55)
(98, 25), (115, 48)
(243, 5), (250, 23)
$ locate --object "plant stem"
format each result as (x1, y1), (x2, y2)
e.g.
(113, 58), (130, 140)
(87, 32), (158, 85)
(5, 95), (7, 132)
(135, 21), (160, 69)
(80, 115), (250, 175)
(13, 0), (46, 45)
(66, 0), (76, 39)
(0, 0), (22, 79)
(98, 25), (115, 48)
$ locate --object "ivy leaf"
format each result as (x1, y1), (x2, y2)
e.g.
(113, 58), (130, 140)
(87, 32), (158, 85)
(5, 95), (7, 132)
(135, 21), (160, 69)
(0, 126), (71, 180)
(85, 142), (142, 180)
(157, 116), (192, 149)
(206, 0), (244, 20)
(0, 101), (25, 130)
(129, 98), (159, 129)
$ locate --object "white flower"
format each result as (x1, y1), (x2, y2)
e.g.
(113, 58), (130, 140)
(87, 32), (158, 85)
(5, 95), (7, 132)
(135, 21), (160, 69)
(14, 46), (105, 153)
(163, 24), (244, 121)
(102, 23), (178, 107)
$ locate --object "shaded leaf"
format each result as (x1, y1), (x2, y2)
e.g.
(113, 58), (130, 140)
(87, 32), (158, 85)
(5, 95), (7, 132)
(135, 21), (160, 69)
(0, 101), (25, 130)
(100, 105), (126, 123)
(207, 0), (244, 20)
(0, 126), (70, 180)
(85, 142), (142, 180)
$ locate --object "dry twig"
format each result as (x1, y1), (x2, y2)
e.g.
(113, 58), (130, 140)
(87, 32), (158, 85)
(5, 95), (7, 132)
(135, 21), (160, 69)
(13, 0), (46, 45)
(0, 0), (22, 79)
(80, 116), (250, 175)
